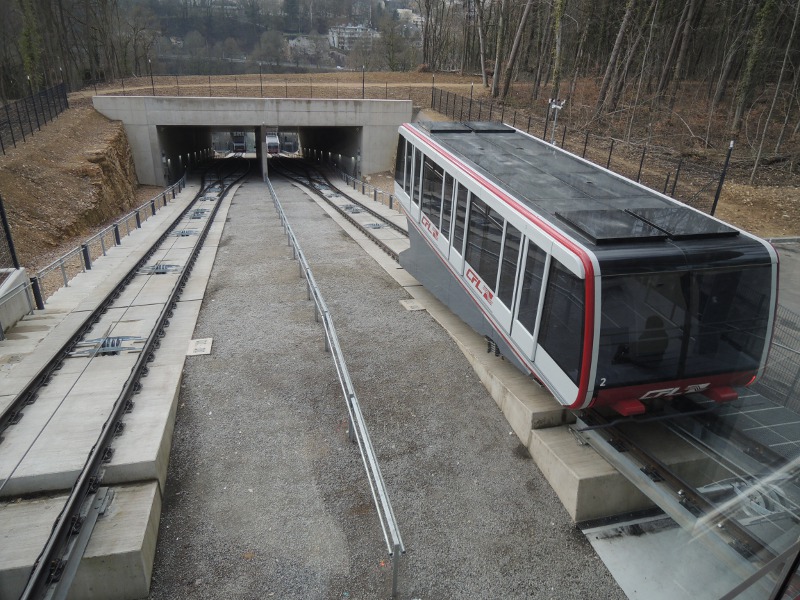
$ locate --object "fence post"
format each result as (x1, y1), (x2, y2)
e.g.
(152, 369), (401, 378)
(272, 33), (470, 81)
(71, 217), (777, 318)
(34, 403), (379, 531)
(4, 104), (16, 148)
(113, 223), (121, 245)
(500, 105), (505, 123)
(583, 131), (589, 158)
(710, 140), (734, 216)
(135, 210), (141, 228)
(637, 145), (647, 182)
(663, 172), (671, 194)
(150, 199), (156, 215)
(512, 111), (516, 127)
(478, 101), (482, 120)
(527, 115), (531, 133)
(0, 133), (4, 155)
(606, 139), (615, 169)
(671, 158), (683, 197)
(0, 193), (21, 268)
(542, 105), (550, 141)
(16, 101), (27, 141)
(561, 125), (567, 148)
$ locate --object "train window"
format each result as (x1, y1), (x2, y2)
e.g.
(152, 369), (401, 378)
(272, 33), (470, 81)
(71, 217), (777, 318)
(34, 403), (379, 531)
(517, 242), (548, 334)
(596, 274), (683, 388)
(595, 265), (771, 388)
(395, 138), (405, 189)
(465, 196), (503, 293)
(453, 183), (469, 254)
(421, 156), (444, 228)
(403, 142), (413, 197)
(497, 223), (522, 307)
(539, 260), (585, 385)
(682, 266), (771, 378)
(412, 149), (423, 206)
(442, 173), (455, 241)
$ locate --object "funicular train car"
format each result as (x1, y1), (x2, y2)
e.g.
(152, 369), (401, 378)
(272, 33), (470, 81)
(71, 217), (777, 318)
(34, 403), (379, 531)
(394, 122), (778, 416)
(266, 132), (281, 155)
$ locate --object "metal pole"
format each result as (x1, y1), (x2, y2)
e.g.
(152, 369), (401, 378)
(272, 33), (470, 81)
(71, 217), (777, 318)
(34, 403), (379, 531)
(28, 77), (41, 131)
(30, 277), (44, 310)
(81, 244), (92, 270)
(259, 64), (263, 96)
(431, 74), (435, 106)
(637, 144), (647, 182)
(527, 115), (531, 133)
(208, 75), (211, 96)
(583, 130), (589, 158)
(542, 105), (550, 141)
(176, 74), (180, 96)
(149, 60), (155, 95)
(710, 140), (734, 216)
(606, 139), (615, 169)
(16, 101), (27, 142)
(469, 82), (473, 120)
(5, 104), (15, 148)
(362, 65), (365, 99)
(22, 94), (34, 137)
(0, 193), (21, 268)
(663, 172), (672, 195)
(671, 158), (683, 197)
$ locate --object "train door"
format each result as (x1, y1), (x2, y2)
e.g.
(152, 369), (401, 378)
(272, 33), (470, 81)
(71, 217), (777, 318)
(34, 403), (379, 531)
(447, 181), (469, 274)
(510, 233), (553, 359)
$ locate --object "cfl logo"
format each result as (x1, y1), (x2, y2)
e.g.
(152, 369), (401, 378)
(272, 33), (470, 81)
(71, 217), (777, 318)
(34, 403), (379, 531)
(640, 383), (710, 399)
(421, 215), (439, 240)
(466, 268), (494, 304)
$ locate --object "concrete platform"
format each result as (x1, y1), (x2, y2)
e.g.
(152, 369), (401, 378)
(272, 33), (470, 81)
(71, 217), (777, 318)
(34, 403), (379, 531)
(0, 481), (161, 600)
(0, 178), (233, 597)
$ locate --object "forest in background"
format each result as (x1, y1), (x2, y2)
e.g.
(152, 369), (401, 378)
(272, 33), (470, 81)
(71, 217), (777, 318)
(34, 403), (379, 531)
(1, 0), (800, 176)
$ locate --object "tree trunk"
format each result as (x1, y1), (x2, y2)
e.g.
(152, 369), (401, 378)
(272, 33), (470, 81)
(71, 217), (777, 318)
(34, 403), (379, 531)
(668, 0), (699, 107)
(490, 0), (506, 97)
(548, 0), (566, 102)
(595, 0), (636, 117)
(499, 0), (534, 101)
(656, 1), (689, 98)
(732, 0), (776, 136)
(750, 0), (799, 183)
(475, 0), (488, 87)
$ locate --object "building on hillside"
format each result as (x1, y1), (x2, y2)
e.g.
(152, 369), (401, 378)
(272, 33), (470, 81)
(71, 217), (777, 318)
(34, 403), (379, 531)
(328, 25), (381, 51)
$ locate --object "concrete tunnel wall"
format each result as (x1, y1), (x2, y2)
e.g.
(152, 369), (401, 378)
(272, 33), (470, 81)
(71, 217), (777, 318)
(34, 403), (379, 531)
(92, 96), (412, 186)
(157, 126), (213, 183)
(298, 126), (363, 177)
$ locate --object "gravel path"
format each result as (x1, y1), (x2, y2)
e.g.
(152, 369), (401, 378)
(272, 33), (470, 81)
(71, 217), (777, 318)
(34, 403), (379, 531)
(148, 175), (625, 599)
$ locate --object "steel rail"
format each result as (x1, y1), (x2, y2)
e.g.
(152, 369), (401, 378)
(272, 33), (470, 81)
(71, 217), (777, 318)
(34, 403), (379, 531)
(17, 161), (251, 600)
(276, 158), (407, 237)
(271, 163), (402, 261)
(267, 177), (405, 597)
(575, 410), (779, 564)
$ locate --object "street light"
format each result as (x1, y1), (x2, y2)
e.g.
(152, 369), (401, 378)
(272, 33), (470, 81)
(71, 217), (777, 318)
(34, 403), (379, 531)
(362, 65), (365, 99)
(548, 98), (565, 145)
(148, 59), (154, 95)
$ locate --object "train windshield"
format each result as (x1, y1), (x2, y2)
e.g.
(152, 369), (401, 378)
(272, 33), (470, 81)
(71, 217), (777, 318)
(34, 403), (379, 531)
(596, 265), (772, 389)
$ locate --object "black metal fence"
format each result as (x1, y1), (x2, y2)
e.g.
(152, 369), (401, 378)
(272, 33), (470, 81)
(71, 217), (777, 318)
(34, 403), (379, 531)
(0, 193), (19, 270)
(0, 83), (69, 155)
(430, 86), (727, 215)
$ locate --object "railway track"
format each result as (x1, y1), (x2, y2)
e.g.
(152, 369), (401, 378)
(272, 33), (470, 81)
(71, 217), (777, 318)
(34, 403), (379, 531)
(271, 158), (407, 261)
(574, 402), (800, 582)
(0, 159), (250, 599)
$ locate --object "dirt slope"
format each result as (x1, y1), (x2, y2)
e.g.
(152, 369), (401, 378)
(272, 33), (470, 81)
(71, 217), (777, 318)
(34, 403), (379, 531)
(0, 106), (143, 271)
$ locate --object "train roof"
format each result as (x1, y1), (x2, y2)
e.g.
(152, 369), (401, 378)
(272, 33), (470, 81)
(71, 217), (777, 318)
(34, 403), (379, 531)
(407, 122), (772, 272)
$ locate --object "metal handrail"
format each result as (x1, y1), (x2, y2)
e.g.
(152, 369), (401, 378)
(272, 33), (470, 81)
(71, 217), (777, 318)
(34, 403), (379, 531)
(33, 175), (186, 296)
(267, 177), (405, 597)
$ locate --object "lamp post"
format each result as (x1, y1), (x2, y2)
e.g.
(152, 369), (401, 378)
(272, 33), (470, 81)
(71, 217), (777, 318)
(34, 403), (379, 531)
(548, 98), (565, 145)
(148, 59), (154, 95)
(362, 65), (365, 99)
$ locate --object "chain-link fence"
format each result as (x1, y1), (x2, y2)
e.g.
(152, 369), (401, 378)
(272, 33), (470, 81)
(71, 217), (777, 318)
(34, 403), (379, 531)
(0, 83), (69, 155)
(430, 86), (726, 215)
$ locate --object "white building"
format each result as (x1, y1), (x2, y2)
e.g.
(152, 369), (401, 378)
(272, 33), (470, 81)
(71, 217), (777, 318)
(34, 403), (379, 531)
(328, 25), (381, 51)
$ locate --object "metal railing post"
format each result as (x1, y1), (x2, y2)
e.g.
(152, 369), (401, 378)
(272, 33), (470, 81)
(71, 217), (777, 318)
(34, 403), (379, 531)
(135, 210), (141, 228)
(113, 223), (121, 245)
(30, 277), (45, 310)
(81, 244), (92, 270)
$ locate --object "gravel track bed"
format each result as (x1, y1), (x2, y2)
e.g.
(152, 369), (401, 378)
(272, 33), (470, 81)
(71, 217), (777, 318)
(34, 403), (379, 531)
(148, 175), (624, 599)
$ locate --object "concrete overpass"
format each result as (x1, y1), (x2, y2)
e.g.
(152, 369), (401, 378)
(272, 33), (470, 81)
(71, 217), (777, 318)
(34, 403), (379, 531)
(92, 96), (412, 185)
